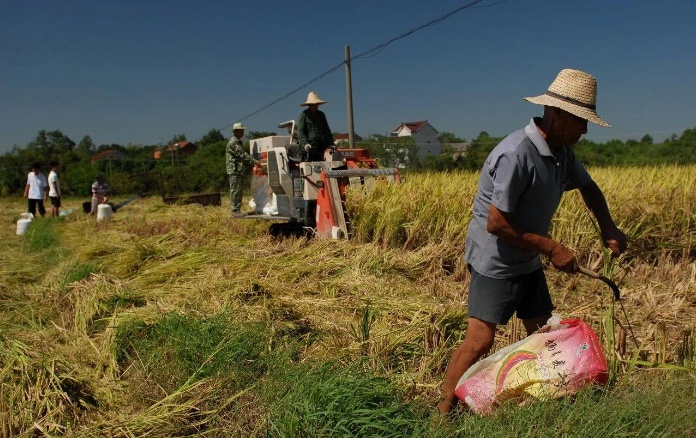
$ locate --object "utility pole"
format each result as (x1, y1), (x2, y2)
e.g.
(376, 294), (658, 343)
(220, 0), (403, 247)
(345, 45), (355, 148)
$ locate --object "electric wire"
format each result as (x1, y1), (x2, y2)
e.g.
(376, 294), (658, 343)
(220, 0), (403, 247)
(221, 0), (496, 131)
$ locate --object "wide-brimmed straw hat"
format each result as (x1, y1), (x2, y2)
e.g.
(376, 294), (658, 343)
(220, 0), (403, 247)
(524, 68), (610, 128)
(300, 91), (327, 106)
(232, 122), (246, 131)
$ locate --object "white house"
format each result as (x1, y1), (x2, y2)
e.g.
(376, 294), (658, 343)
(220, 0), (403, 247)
(390, 120), (441, 159)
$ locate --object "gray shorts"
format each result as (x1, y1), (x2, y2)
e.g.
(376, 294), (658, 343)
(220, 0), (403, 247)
(467, 265), (554, 325)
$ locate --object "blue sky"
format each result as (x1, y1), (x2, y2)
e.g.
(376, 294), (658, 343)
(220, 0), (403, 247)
(1, 0), (695, 152)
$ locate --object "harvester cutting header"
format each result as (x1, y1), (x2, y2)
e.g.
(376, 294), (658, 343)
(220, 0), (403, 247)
(245, 119), (400, 239)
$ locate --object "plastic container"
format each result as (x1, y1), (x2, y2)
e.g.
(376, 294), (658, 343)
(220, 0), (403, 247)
(96, 204), (112, 222)
(16, 218), (32, 236)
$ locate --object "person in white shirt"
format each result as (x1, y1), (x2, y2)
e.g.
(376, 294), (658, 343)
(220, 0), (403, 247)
(24, 163), (48, 217)
(48, 161), (61, 217)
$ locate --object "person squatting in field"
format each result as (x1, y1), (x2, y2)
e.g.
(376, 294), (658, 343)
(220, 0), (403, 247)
(90, 175), (111, 215)
(437, 68), (628, 415)
(226, 122), (261, 216)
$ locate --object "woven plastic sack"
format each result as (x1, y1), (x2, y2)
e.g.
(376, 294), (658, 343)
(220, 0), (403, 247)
(455, 317), (608, 414)
(251, 174), (272, 214)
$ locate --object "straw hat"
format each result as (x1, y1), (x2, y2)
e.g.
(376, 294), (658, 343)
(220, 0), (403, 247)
(524, 69), (610, 128)
(300, 91), (327, 106)
(232, 122), (246, 131)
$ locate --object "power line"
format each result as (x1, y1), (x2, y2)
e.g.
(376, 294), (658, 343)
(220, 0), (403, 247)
(352, 0), (486, 62)
(221, 0), (497, 131)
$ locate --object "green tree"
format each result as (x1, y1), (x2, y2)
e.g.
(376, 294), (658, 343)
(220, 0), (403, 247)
(198, 129), (225, 147)
(356, 136), (418, 169)
(438, 131), (465, 144)
(25, 130), (77, 166)
(460, 131), (500, 170)
(248, 131), (277, 139)
(168, 134), (187, 145)
(76, 135), (95, 158)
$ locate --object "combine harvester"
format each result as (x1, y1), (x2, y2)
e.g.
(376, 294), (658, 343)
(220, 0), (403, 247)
(245, 120), (400, 238)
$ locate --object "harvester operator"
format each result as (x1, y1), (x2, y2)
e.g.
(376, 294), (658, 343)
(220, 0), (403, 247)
(297, 91), (335, 161)
(437, 68), (627, 415)
(226, 122), (261, 216)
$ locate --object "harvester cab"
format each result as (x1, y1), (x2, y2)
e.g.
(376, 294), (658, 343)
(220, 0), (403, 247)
(245, 120), (400, 238)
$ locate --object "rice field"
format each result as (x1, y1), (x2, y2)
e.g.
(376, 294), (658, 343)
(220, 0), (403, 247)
(0, 165), (694, 436)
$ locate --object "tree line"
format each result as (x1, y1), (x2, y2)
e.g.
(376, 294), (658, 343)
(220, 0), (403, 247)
(1, 127), (694, 197)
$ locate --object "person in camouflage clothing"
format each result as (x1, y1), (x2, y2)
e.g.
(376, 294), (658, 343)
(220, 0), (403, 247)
(226, 122), (259, 215)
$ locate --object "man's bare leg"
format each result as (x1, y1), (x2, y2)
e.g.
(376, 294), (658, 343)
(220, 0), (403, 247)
(522, 314), (552, 336)
(437, 317), (496, 414)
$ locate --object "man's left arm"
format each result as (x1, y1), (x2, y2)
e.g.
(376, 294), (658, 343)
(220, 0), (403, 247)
(234, 140), (256, 169)
(316, 111), (333, 147)
(244, 149), (257, 168)
(579, 181), (627, 256)
(297, 112), (309, 147)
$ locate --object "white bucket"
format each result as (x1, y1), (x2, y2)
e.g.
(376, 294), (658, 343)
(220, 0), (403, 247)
(16, 218), (32, 236)
(96, 204), (112, 222)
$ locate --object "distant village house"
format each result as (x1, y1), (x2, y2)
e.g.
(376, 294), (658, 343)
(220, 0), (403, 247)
(90, 149), (128, 164)
(390, 120), (441, 159)
(154, 141), (198, 160)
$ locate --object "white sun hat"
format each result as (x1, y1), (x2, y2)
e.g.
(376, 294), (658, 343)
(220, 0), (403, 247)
(524, 68), (610, 128)
(232, 122), (247, 131)
(300, 91), (327, 106)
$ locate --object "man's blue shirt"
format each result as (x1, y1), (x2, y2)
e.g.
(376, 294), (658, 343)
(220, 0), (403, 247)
(465, 118), (592, 278)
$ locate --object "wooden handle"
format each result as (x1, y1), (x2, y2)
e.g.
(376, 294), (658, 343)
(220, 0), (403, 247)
(578, 266), (600, 279)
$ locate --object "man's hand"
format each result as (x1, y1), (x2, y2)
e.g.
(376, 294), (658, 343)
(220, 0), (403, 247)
(579, 182), (628, 258)
(549, 242), (578, 273)
(601, 225), (627, 257)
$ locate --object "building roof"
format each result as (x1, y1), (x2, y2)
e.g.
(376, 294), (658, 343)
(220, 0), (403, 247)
(390, 120), (434, 135)
(154, 141), (198, 159)
(162, 141), (196, 153)
(90, 149), (127, 164)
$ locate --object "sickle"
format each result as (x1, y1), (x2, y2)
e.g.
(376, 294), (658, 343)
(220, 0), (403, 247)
(578, 266), (640, 349)
(578, 266), (620, 301)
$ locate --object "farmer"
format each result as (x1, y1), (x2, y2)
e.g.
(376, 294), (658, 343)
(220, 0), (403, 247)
(24, 162), (48, 217)
(437, 68), (627, 415)
(47, 161), (61, 217)
(297, 91), (335, 161)
(90, 175), (110, 215)
(226, 122), (260, 216)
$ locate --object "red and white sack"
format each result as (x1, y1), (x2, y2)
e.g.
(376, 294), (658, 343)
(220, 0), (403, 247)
(455, 317), (608, 414)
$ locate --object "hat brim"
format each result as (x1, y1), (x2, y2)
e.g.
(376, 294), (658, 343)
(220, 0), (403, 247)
(524, 95), (610, 128)
(300, 100), (326, 106)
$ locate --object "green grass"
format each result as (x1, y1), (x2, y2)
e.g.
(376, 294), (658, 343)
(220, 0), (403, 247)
(22, 217), (60, 252)
(115, 312), (274, 391)
(264, 362), (431, 437)
(63, 262), (100, 284)
(446, 372), (696, 437)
